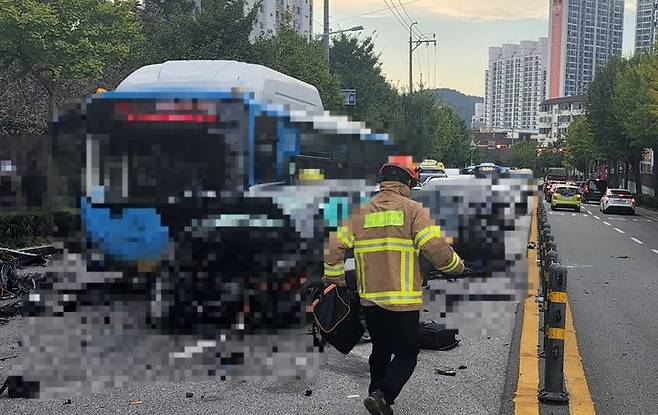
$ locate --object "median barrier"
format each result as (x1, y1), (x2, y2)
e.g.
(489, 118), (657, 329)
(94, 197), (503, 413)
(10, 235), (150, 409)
(536, 201), (569, 404)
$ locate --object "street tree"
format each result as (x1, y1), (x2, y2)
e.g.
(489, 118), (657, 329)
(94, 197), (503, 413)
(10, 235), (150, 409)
(565, 114), (597, 176)
(509, 140), (537, 170)
(140, 0), (258, 64)
(615, 52), (658, 195)
(0, 0), (143, 118)
(253, 14), (343, 111)
(329, 35), (406, 137)
(587, 56), (628, 187)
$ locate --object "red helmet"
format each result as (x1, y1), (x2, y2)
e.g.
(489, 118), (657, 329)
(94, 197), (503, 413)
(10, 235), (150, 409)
(379, 156), (419, 187)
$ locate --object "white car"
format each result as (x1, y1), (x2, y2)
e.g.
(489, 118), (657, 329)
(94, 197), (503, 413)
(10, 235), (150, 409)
(600, 188), (636, 214)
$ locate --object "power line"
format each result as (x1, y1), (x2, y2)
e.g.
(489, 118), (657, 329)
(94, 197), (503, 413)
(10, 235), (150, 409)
(331, 0), (421, 24)
(382, 0), (414, 33)
(386, 0), (422, 37)
(397, 0), (415, 26)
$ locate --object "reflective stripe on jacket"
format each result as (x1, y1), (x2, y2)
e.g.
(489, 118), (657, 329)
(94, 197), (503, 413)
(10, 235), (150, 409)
(322, 181), (464, 312)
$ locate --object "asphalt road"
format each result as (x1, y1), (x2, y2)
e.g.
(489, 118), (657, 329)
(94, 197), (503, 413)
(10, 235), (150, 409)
(544, 201), (658, 414)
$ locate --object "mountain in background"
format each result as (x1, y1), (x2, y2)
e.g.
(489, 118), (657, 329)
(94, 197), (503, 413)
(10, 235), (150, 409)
(431, 88), (483, 125)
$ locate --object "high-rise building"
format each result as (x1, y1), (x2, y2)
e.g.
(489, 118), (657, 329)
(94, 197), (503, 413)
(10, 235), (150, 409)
(547, 0), (624, 99)
(635, 0), (658, 52)
(484, 39), (548, 133)
(244, 0), (313, 40)
(192, 0), (312, 40)
(471, 102), (485, 131)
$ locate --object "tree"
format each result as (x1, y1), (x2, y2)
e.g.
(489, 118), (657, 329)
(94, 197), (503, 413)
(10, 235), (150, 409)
(140, 0), (258, 64)
(565, 114), (597, 176)
(329, 35), (405, 137)
(614, 53), (658, 195)
(253, 13), (343, 111)
(587, 56), (629, 187)
(509, 140), (537, 170)
(401, 90), (441, 159)
(0, 0), (143, 118)
(429, 105), (472, 167)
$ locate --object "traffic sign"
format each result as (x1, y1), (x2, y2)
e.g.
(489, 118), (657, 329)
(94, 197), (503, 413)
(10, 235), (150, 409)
(340, 89), (357, 106)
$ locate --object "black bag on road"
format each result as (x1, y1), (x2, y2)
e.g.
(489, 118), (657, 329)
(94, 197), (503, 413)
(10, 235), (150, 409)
(310, 284), (364, 354)
(418, 320), (460, 351)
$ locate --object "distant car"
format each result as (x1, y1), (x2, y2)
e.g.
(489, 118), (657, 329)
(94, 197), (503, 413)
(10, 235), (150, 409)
(461, 166), (475, 175)
(419, 170), (447, 186)
(474, 163), (501, 179)
(551, 185), (582, 212)
(544, 181), (566, 201)
(583, 179), (608, 203)
(600, 188), (635, 214)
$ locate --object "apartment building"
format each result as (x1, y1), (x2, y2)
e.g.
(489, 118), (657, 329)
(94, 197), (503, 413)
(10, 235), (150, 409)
(547, 0), (624, 98)
(636, 0), (658, 51)
(536, 95), (587, 145)
(244, 0), (313, 39)
(484, 38), (548, 133)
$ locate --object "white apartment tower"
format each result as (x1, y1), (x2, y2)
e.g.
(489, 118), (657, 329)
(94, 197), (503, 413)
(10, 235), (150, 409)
(547, 0), (624, 99)
(636, 0), (658, 51)
(244, 0), (313, 40)
(484, 38), (548, 133)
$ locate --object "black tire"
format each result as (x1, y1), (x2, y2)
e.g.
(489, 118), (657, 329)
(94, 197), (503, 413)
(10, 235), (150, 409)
(575, 207), (581, 212)
(550, 205), (555, 211)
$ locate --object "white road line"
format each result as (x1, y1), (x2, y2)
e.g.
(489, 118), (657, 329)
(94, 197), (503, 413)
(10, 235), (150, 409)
(572, 213), (577, 216)
(603, 221), (611, 226)
(630, 237), (643, 245)
(632, 219), (638, 222)
(614, 227), (625, 234)
(652, 249), (658, 255)
(594, 215), (600, 220)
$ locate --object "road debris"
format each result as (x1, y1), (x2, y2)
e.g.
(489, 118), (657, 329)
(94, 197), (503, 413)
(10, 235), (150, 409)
(304, 389), (313, 397)
(458, 365), (467, 370)
(435, 366), (457, 376)
(186, 392), (194, 398)
(129, 399), (142, 406)
(347, 394), (360, 399)
(0, 354), (18, 361)
(63, 399), (72, 405)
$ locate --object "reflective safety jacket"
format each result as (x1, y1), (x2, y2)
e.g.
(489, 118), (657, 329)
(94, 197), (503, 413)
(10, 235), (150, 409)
(322, 181), (464, 312)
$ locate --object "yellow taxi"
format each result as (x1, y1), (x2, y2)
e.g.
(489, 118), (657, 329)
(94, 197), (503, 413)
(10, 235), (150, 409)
(551, 185), (582, 212)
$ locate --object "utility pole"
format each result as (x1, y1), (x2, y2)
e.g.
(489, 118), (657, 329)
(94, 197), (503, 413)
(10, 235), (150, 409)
(408, 23), (436, 93)
(324, 0), (330, 62)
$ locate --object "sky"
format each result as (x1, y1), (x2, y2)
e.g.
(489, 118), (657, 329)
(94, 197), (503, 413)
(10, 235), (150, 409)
(312, 0), (639, 96)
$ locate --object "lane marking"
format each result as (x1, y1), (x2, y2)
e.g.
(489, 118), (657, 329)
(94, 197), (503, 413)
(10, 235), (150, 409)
(514, 199), (539, 415)
(572, 213), (577, 216)
(652, 249), (658, 255)
(630, 237), (643, 245)
(632, 219), (638, 222)
(565, 303), (596, 415)
(614, 228), (625, 234)
(603, 221), (611, 226)
(593, 215), (600, 220)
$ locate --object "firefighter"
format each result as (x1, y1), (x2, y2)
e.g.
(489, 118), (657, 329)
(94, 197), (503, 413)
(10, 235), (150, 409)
(322, 160), (465, 415)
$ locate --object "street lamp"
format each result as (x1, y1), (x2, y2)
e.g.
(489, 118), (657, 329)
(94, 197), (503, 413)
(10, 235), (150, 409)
(317, 26), (364, 62)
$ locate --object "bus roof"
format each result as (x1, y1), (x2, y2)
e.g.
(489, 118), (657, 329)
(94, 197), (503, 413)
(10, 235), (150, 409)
(115, 60), (324, 112)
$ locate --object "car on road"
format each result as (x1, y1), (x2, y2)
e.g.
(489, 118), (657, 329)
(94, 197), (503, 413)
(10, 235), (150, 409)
(544, 181), (566, 201)
(473, 163), (501, 179)
(583, 179), (607, 203)
(600, 188), (635, 214)
(419, 170), (448, 186)
(551, 185), (582, 212)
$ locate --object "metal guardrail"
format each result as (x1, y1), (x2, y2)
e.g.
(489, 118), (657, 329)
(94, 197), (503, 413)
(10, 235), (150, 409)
(536, 201), (570, 404)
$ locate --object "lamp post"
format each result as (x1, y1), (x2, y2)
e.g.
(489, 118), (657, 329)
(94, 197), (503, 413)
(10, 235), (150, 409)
(317, 26), (364, 63)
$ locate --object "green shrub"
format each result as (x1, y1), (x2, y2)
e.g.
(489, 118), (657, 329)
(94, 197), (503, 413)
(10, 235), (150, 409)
(0, 210), (77, 248)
